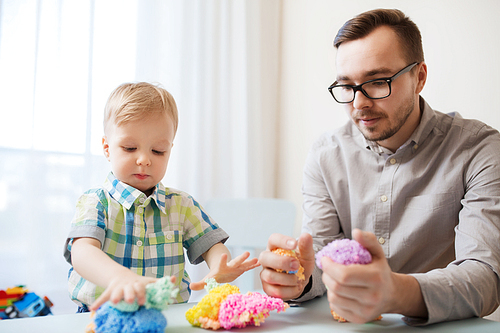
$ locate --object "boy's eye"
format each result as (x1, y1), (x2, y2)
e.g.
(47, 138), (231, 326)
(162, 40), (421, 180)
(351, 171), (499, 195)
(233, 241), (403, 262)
(152, 150), (165, 155)
(122, 147), (136, 152)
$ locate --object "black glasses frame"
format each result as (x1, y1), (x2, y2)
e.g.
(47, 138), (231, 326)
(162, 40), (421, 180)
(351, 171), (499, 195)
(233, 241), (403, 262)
(328, 62), (419, 104)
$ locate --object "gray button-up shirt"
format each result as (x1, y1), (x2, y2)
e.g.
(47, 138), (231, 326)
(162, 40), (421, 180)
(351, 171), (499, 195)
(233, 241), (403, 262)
(298, 97), (500, 325)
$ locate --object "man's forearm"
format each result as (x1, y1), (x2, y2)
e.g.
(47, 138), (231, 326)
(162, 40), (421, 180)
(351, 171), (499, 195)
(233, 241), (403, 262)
(389, 272), (428, 318)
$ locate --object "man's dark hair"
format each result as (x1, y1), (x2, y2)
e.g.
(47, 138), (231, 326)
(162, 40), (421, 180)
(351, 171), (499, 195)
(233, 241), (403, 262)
(334, 9), (424, 63)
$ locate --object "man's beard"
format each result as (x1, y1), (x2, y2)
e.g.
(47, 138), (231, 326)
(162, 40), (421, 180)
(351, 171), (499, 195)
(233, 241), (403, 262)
(356, 95), (415, 142)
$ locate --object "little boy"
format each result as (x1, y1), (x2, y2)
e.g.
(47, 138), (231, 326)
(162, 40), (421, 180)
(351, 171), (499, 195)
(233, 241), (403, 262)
(63, 82), (259, 312)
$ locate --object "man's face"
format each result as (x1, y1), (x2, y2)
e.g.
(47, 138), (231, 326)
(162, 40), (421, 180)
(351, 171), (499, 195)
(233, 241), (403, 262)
(335, 26), (423, 151)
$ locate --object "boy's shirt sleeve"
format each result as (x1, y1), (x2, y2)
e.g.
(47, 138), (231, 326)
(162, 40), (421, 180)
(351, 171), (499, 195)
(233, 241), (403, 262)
(63, 189), (108, 264)
(176, 193), (229, 265)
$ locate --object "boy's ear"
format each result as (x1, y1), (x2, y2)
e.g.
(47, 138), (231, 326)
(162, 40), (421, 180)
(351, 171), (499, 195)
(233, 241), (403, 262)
(102, 136), (110, 161)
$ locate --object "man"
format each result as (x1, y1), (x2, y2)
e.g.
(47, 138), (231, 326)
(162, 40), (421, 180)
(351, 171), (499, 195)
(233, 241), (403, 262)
(259, 9), (500, 325)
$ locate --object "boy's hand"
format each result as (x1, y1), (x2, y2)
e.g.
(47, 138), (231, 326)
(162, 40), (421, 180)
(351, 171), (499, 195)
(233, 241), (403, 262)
(190, 252), (260, 291)
(89, 274), (166, 311)
(72, 237), (176, 311)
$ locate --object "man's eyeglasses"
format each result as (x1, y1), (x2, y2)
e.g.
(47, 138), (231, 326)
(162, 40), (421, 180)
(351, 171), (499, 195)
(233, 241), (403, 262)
(328, 62), (418, 104)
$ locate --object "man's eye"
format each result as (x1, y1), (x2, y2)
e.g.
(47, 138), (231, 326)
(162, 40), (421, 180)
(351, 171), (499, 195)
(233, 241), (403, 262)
(368, 80), (387, 87)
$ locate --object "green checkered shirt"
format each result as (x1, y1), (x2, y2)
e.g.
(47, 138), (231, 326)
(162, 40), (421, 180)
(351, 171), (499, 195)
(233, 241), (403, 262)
(64, 172), (228, 307)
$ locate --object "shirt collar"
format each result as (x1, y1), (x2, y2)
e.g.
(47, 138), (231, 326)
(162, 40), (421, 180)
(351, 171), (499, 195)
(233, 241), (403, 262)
(103, 172), (166, 213)
(409, 96), (437, 146)
(364, 96), (437, 155)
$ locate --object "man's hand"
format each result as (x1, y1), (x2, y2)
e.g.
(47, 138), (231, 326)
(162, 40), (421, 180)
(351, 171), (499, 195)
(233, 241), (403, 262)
(259, 233), (315, 300)
(321, 229), (427, 323)
(190, 251), (260, 291)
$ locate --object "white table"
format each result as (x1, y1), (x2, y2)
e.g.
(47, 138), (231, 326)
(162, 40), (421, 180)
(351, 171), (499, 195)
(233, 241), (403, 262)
(1, 295), (499, 332)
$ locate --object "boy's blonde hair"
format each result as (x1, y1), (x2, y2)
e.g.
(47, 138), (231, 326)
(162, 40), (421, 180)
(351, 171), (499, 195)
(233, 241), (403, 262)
(104, 82), (179, 135)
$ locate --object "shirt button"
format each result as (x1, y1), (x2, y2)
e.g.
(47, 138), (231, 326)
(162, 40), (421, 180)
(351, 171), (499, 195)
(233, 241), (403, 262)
(137, 208), (143, 214)
(390, 158), (396, 165)
(378, 237), (385, 245)
(380, 195), (388, 202)
(414, 144), (419, 150)
(139, 197), (145, 204)
(166, 234), (173, 240)
(136, 240), (143, 246)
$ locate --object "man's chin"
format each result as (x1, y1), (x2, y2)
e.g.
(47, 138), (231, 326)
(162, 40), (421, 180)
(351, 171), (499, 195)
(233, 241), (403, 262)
(358, 125), (395, 143)
(358, 127), (380, 141)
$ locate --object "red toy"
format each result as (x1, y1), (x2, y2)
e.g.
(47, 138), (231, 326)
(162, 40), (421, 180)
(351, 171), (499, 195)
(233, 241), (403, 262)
(0, 286), (53, 319)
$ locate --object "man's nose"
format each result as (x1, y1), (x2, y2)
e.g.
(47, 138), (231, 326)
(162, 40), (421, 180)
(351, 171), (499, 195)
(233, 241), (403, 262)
(352, 89), (373, 110)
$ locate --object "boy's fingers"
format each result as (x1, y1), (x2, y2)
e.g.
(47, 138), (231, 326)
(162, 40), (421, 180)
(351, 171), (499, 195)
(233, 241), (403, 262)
(90, 291), (109, 311)
(229, 252), (249, 266)
(236, 251), (251, 262)
(238, 258), (260, 272)
(220, 253), (228, 264)
(189, 280), (207, 291)
(123, 284), (136, 303)
(110, 287), (124, 304)
(134, 282), (147, 305)
(247, 258), (260, 266)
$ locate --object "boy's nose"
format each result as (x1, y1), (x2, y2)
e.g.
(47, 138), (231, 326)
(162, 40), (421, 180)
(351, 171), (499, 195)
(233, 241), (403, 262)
(136, 153), (151, 166)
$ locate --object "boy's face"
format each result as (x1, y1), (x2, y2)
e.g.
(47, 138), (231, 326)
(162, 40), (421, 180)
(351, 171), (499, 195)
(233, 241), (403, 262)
(102, 112), (175, 196)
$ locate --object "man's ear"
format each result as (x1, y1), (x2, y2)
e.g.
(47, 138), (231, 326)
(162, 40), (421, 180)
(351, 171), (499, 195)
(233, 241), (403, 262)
(102, 136), (110, 161)
(415, 62), (427, 94)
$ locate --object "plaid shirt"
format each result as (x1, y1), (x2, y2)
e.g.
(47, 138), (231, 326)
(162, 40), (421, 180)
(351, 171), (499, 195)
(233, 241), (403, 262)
(64, 172), (228, 306)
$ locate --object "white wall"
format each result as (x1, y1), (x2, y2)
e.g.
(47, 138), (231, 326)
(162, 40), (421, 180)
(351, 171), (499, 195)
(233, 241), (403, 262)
(277, 0), (500, 235)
